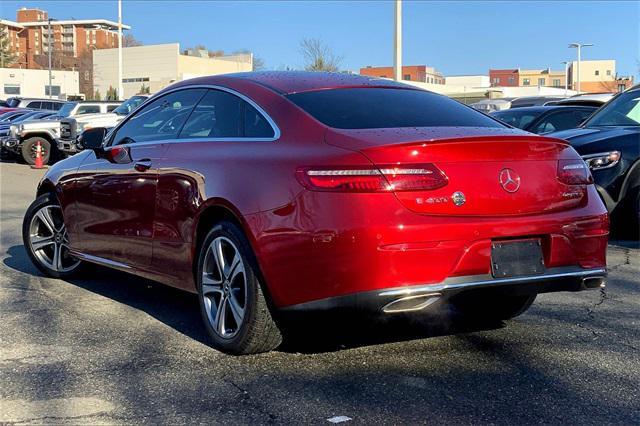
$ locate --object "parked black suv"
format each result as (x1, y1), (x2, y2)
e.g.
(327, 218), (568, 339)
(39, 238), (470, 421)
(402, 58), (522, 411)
(549, 86), (640, 238)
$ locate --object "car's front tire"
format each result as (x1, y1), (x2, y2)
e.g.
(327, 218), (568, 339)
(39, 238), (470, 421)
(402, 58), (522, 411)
(452, 293), (536, 321)
(22, 193), (83, 278)
(196, 221), (282, 354)
(21, 137), (51, 165)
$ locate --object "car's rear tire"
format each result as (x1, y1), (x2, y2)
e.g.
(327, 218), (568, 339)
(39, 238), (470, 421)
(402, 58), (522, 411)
(22, 193), (83, 278)
(452, 293), (536, 321)
(21, 137), (51, 165)
(196, 221), (282, 354)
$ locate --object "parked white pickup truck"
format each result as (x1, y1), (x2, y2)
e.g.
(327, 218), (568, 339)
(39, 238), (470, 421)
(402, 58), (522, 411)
(57, 95), (149, 156)
(2, 100), (121, 164)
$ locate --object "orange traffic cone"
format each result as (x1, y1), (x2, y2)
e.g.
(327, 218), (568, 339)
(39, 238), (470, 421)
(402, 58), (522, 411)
(31, 140), (44, 169)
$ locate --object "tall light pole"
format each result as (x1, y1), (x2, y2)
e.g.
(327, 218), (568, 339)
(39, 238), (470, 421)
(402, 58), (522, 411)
(561, 61), (569, 96)
(393, 0), (402, 81)
(118, 0), (123, 100)
(48, 18), (52, 99)
(569, 42), (593, 93)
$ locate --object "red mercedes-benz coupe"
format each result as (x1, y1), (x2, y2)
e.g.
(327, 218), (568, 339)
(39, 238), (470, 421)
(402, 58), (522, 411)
(23, 72), (608, 354)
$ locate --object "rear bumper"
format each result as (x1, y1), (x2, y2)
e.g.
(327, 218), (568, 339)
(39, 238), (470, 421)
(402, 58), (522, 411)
(282, 266), (607, 313)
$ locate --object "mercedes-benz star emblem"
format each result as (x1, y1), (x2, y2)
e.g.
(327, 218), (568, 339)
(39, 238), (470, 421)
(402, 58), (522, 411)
(451, 191), (466, 206)
(499, 168), (521, 193)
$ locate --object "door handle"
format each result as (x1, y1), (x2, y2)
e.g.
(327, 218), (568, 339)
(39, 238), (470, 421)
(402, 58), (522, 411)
(134, 158), (152, 172)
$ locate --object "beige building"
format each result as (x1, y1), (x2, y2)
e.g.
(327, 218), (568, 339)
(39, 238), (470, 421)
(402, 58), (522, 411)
(93, 43), (253, 99)
(519, 69), (566, 88)
(567, 60), (632, 93)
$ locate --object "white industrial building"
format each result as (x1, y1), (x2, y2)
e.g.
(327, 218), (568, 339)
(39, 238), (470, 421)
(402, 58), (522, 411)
(0, 68), (81, 99)
(93, 43), (253, 99)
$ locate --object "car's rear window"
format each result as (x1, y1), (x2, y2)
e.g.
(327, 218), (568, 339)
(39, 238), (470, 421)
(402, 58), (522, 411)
(286, 88), (505, 129)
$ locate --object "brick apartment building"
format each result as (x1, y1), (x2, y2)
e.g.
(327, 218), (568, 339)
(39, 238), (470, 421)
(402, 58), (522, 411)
(1, 7), (130, 96)
(360, 65), (445, 84)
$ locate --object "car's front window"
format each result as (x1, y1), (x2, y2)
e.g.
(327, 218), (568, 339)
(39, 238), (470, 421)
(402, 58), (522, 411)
(113, 96), (146, 116)
(110, 89), (205, 146)
(584, 90), (640, 127)
(57, 102), (78, 117)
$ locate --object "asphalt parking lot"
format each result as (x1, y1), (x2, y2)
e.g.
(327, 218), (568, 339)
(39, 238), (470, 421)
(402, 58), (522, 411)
(0, 161), (638, 424)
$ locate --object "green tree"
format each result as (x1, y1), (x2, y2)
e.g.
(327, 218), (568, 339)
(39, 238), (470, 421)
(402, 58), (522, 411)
(0, 25), (17, 67)
(93, 89), (101, 101)
(139, 84), (150, 94)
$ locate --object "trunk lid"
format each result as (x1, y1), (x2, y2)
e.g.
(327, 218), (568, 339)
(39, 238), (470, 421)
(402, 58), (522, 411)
(325, 127), (587, 216)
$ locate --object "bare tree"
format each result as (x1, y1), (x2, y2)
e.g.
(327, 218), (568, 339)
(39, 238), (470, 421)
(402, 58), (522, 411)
(123, 33), (143, 47)
(233, 49), (265, 71)
(300, 38), (342, 72)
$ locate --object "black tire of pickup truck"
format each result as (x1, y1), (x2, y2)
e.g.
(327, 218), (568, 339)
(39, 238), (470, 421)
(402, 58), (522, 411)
(21, 137), (51, 165)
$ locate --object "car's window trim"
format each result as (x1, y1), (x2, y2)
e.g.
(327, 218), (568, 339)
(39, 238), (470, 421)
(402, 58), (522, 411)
(105, 85), (281, 147)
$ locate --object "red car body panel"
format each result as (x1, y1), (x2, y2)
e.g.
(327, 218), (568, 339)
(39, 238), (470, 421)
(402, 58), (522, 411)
(36, 72), (609, 309)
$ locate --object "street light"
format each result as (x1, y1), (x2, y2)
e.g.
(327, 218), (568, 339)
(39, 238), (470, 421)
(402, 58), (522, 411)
(561, 61), (569, 96)
(568, 43), (594, 93)
(48, 18), (52, 99)
(118, 0), (123, 101)
(393, 0), (402, 81)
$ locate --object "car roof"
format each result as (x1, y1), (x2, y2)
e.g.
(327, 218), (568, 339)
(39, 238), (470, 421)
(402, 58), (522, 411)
(175, 71), (417, 95)
(492, 105), (597, 114)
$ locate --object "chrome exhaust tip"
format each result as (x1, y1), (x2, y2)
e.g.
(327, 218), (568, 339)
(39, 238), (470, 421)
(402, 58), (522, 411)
(582, 276), (606, 289)
(382, 293), (442, 314)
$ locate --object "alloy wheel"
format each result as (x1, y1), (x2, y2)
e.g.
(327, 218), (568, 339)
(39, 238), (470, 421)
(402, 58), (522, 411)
(28, 205), (80, 272)
(201, 236), (247, 339)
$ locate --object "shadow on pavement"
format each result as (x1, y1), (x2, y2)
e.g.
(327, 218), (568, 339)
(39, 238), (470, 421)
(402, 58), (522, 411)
(4, 243), (503, 354)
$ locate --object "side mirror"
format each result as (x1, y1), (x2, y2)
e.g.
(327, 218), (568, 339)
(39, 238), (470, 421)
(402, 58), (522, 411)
(79, 127), (107, 151)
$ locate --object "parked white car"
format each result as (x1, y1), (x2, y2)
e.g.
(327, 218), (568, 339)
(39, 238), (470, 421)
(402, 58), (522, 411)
(57, 95), (149, 156)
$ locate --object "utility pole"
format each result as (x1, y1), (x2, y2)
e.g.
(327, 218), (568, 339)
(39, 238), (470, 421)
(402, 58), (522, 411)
(569, 43), (593, 93)
(48, 18), (52, 99)
(393, 0), (402, 81)
(561, 61), (569, 96)
(118, 0), (124, 101)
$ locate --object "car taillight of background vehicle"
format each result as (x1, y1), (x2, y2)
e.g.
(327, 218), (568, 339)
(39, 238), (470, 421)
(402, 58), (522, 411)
(557, 160), (593, 185)
(582, 151), (621, 170)
(296, 164), (449, 192)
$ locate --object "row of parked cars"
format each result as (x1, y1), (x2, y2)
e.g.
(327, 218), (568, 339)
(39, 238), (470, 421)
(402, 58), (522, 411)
(2, 86), (638, 239)
(486, 90), (639, 238)
(0, 95), (148, 165)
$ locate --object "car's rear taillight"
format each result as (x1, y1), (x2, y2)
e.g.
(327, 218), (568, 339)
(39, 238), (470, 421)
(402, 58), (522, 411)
(557, 159), (593, 185)
(296, 164), (448, 192)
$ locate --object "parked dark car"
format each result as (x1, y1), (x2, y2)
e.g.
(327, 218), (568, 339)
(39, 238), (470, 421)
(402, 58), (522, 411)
(491, 105), (597, 134)
(548, 86), (640, 238)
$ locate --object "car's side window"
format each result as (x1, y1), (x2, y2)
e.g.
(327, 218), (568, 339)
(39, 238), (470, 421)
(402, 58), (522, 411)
(534, 111), (581, 134)
(111, 88), (206, 146)
(53, 102), (64, 111)
(27, 101), (41, 109)
(179, 89), (275, 139)
(107, 105), (119, 112)
(244, 102), (275, 138)
(179, 90), (242, 138)
(76, 105), (101, 115)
